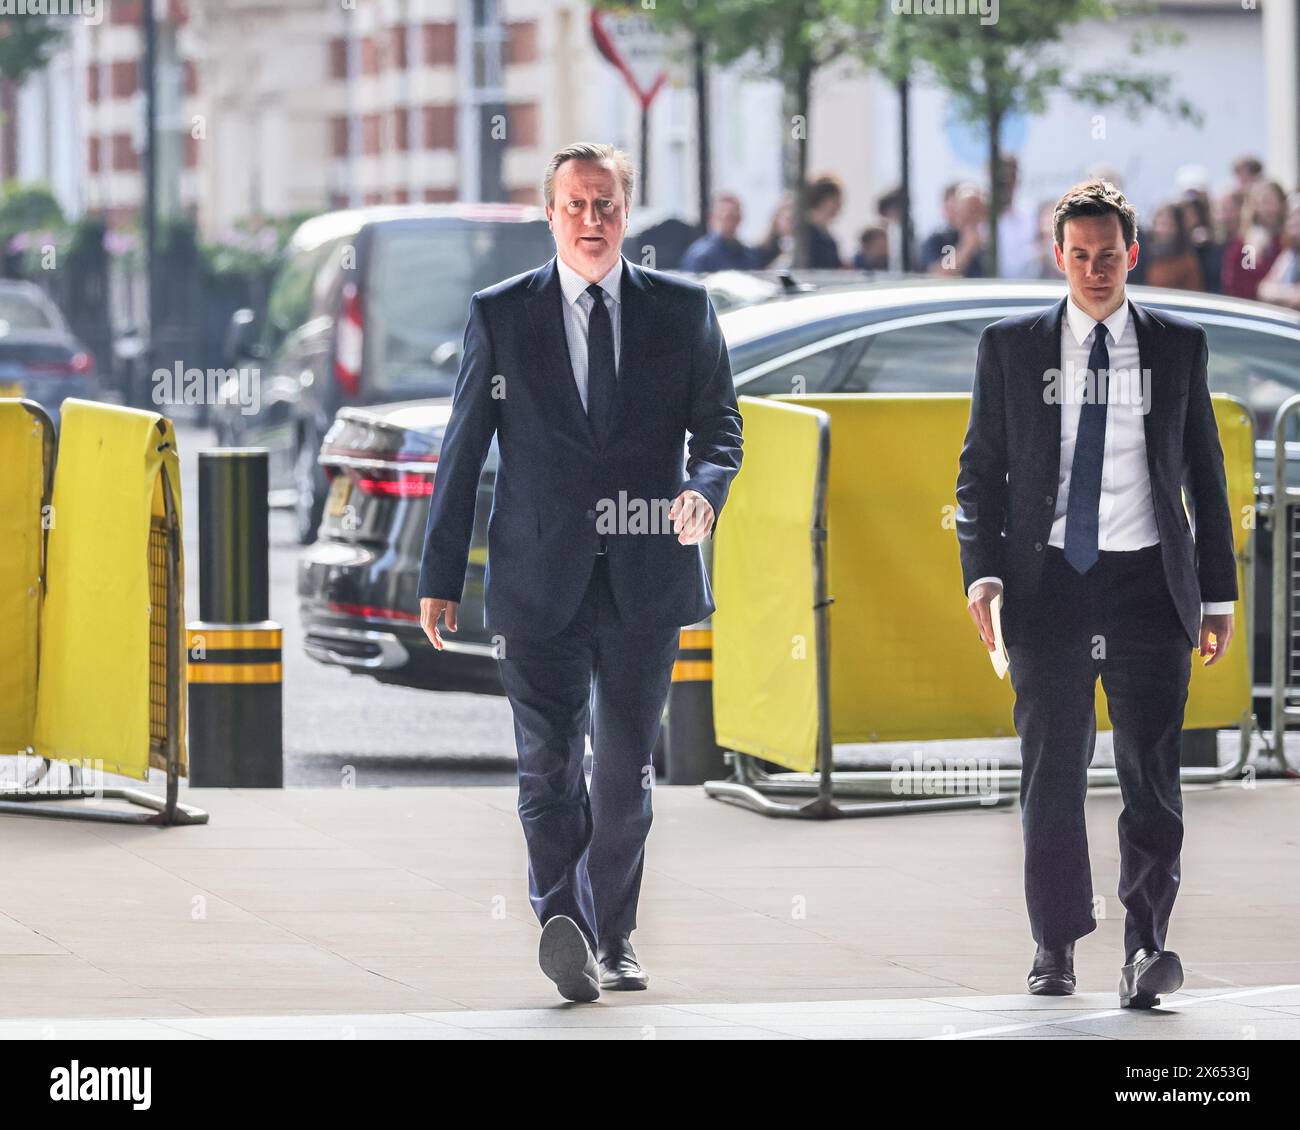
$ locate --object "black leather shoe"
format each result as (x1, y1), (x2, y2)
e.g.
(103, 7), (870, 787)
(1119, 948), (1182, 1009)
(1027, 942), (1076, 995)
(539, 916), (600, 1003)
(597, 935), (649, 991)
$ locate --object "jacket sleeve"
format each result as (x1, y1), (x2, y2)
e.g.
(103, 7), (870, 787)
(1180, 326), (1239, 604)
(955, 326), (1009, 592)
(682, 289), (744, 526)
(416, 293), (498, 603)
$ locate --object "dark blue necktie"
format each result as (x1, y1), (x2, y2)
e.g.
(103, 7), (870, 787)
(1063, 321), (1110, 574)
(585, 283), (616, 444)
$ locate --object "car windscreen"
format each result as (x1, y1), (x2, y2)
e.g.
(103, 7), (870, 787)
(365, 221), (556, 395)
(0, 290), (55, 333)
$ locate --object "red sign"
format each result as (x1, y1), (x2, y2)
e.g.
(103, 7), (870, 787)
(590, 9), (669, 112)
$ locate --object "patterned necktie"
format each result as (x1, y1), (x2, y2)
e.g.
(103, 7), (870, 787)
(1063, 321), (1110, 575)
(585, 282), (616, 444)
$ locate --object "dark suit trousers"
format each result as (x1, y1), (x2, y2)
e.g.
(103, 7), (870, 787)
(496, 552), (680, 952)
(1007, 543), (1192, 960)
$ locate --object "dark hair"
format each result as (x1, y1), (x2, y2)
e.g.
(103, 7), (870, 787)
(804, 173), (844, 212)
(1232, 155), (1264, 179)
(1151, 202), (1190, 255)
(876, 185), (903, 214)
(1052, 179), (1139, 248)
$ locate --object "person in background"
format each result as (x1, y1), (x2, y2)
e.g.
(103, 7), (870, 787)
(801, 173), (845, 268)
(920, 183), (963, 269)
(1032, 198), (1061, 278)
(1222, 179), (1286, 300)
(991, 154), (1038, 278)
(1179, 194), (1222, 295)
(1256, 202), (1300, 311)
(852, 223), (891, 272)
(876, 185), (911, 271)
(680, 192), (760, 273)
(1213, 190), (1244, 254)
(926, 183), (988, 278)
(1231, 155), (1264, 197)
(1144, 202), (1205, 291)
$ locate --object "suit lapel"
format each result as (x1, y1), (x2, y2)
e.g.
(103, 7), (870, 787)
(524, 256), (598, 447)
(615, 258), (653, 440)
(1032, 296), (1068, 485)
(1128, 299), (1167, 488)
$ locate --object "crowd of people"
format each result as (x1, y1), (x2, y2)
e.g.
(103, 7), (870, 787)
(679, 153), (1300, 312)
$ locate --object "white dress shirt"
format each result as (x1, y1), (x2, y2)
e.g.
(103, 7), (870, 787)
(968, 294), (1235, 617)
(556, 255), (622, 412)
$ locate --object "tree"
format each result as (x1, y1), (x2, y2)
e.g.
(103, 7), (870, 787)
(888, 0), (1198, 273)
(619, 0), (883, 268)
(0, 18), (69, 181)
(0, 17), (66, 84)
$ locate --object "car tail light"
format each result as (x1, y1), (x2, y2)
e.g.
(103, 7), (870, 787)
(335, 282), (363, 397)
(354, 470), (434, 497)
(28, 351), (95, 377)
(328, 599), (420, 622)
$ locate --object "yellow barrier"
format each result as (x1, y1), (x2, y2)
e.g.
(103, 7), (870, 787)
(0, 402), (49, 756)
(712, 393), (1253, 771)
(31, 400), (189, 780)
(713, 399), (826, 773)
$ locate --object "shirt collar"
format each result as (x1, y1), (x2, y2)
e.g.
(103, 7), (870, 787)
(556, 254), (623, 307)
(1065, 293), (1129, 347)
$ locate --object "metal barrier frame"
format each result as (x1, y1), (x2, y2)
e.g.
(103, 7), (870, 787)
(0, 402), (208, 825)
(704, 406), (1012, 818)
(1269, 394), (1300, 774)
(705, 397), (1258, 819)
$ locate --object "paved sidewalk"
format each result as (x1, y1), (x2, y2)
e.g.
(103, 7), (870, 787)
(0, 776), (1295, 1037)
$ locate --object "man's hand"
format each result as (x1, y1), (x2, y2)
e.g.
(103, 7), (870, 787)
(966, 580), (1004, 653)
(669, 489), (715, 545)
(420, 598), (458, 650)
(1199, 613), (1233, 666)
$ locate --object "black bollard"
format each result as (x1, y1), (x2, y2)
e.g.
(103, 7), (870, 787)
(664, 628), (727, 784)
(186, 449), (283, 786)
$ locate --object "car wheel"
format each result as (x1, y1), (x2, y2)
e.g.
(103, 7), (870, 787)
(294, 434), (327, 545)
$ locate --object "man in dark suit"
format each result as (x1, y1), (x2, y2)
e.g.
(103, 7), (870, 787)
(955, 179), (1238, 1009)
(417, 142), (743, 1002)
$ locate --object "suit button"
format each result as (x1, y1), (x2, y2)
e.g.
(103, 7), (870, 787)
(1044, 495), (1054, 505)
(586, 509), (596, 519)
(1034, 542), (1043, 551)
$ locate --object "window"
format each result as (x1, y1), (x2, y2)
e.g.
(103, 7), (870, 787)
(262, 241), (335, 355)
(840, 317), (998, 393)
(0, 291), (55, 332)
(1199, 322), (1300, 442)
(736, 345), (848, 396)
(364, 221), (555, 393)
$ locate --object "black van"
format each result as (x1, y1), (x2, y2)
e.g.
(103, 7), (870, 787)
(217, 204), (556, 542)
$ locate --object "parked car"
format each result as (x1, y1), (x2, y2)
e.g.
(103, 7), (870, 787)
(298, 277), (1300, 712)
(0, 279), (97, 426)
(215, 204), (558, 543)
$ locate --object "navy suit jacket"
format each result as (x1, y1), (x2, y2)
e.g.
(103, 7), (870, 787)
(417, 254), (744, 641)
(955, 296), (1238, 651)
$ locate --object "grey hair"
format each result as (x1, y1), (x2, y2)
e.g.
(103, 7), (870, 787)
(542, 142), (636, 210)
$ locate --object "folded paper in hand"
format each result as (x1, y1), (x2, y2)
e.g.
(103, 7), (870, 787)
(989, 592), (1009, 679)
